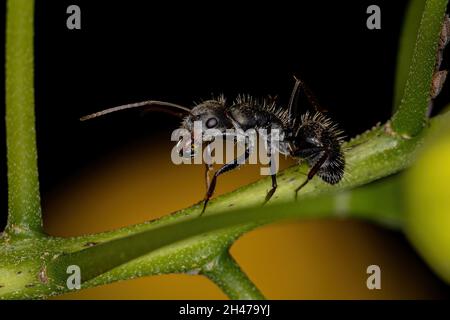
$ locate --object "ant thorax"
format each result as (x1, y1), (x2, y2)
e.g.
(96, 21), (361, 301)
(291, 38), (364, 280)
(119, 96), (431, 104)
(181, 95), (288, 131)
(179, 95), (292, 157)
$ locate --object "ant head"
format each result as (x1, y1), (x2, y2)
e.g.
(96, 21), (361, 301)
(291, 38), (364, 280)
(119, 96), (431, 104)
(176, 97), (234, 159)
(181, 97), (233, 133)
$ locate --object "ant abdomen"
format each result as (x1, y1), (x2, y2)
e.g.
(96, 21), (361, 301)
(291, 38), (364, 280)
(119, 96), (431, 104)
(316, 150), (345, 185)
(289, 111), (345, 186)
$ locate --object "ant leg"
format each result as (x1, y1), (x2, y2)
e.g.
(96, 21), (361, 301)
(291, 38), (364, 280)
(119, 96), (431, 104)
(290, 75), (327, 116)
(295, 152), (328, 200)
(201, 147), (251, 215)
(204, 163), (213, 191)
(264, 173), (277, 205)
(204, 143), (214, 190)
(263, 134), (278, 205)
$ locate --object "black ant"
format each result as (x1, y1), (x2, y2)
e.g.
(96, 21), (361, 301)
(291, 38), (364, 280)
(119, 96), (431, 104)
(81, 77), (345, 214)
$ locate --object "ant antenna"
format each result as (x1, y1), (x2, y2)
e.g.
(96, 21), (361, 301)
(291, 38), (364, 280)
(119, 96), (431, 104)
(80, 100), (191, 121)
(287, 75), (326, 124)
(287, 76), (302, 122)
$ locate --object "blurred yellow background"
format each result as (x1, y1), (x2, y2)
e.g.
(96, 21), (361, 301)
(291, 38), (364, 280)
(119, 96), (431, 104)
(42, 137), (450, 299)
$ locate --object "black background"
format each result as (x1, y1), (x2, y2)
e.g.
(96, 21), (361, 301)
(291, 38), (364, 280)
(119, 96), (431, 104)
(0, 0), (449, 230)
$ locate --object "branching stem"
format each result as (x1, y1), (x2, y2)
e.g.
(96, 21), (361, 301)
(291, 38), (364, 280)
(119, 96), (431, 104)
(5, 0), (43, 237)
(202, 252), (265, 300)
(391, 0), (449, 136)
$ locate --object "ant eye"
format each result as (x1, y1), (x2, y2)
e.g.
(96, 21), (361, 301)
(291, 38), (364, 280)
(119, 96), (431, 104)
(206, 117), (218, 128)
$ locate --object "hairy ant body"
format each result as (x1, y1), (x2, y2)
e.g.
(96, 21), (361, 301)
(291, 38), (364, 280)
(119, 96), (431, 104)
(81, 77), (345, 214)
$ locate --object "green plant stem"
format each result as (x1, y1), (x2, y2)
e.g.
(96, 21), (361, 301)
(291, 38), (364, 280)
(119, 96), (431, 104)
(49, 169), (406, 282)
(0, 112), (447, 299)
(393, 0), (427, 111)
(0, 162), (406, 299)
(5, 0), (42, 237)
(42, 106), (446, 296)
(2, 111), (448, 299)
(45, 164), (409, 291)
(391, 0), (449, 136)
(202, 252), (265, 300)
